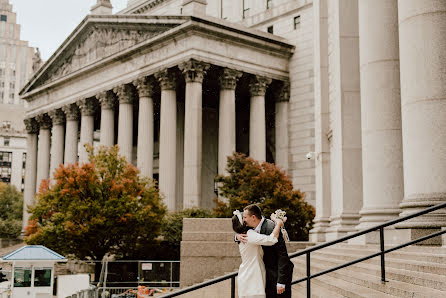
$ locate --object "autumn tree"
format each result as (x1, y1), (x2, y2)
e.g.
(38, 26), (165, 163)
(214, 153), (315, 240)
(25, 145), (166, 261)
(0, 183), (23, 238)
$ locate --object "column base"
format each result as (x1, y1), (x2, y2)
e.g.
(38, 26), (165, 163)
(309, 217), (330, 242)
(355, 207), (401, 231)
(347, 227), (406, 245)
(325, 213), (360, 241)
(397, 193), (446, 228)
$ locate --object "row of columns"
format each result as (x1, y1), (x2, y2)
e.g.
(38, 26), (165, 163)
(23, 60), (290, 228)
(311, 0), (446, 242)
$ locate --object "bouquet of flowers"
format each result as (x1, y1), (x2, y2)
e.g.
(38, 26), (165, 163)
(271, 209), (290, 242)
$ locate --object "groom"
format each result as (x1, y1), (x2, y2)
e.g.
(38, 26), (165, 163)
(238, 204), (294, 297)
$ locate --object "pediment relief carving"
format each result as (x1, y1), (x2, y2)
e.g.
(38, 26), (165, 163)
(38, 25), (168, 86)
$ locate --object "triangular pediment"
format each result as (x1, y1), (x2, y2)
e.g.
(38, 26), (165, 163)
(22, 15), (187, 94)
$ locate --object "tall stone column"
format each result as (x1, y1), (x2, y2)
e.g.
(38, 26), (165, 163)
(35, 114), (52, 191)
(114, 84), (134, 162)
(310, 0), (331, 243)
(325, 0), (362, 241)
(155, 69), (177, 211)
(248, 75), (271, 162)
(77, 98), (96, 164)
(22, 118), (39, 232)
(134, 76), (156, 178)
(218, 68), (242, 175)
(275, 81), (289, 171)
(62, 104), (80, 165)
(48, 109), (65, 178)
(179, 59), (210, 209)
(356, 0), (403, 235)
(98, 90), (116, 147)
(397, 0), (446, 231)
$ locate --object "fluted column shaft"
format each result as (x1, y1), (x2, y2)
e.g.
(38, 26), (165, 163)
(49, 110), (65, 178)
(180, 60), (210, 209)
(114, 84), (134, 162)
(357, 0), (403, 231)
(36, 114), (51, 191)
(155, 69), (177, 211)
(218, 69), (241, 175)
(397, 0), (446, 227)
(249, 76), (271, 162)
(63, 104), (80, 165)
(98, 91), (116, 147)
(23, 118), (38, 232)
(134, 77), (155, 178)
(275, 82), (290, 171)
(78, 99), (96, 163)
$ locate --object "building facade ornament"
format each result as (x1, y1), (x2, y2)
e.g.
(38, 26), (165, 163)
(155, 69), (177, 91)
(62, 104), (80, 121)
(77, 98), (97, 116)
(48, 109), (66, 125)
(97, 90), (116, 110)
(249, 75), (272, 97)
(276, 80), (290, 102)
(24, 118), (39, 134)
(179, 59), (210, 83)
(36, 114), (52, 129)
(133, 76), (156, 98)
(219, 68), (242, 90)
(40, 27), (164, 86)
(113, 84), (134, 104)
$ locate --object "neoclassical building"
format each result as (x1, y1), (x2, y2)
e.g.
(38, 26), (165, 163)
(20, 0), (446, 244)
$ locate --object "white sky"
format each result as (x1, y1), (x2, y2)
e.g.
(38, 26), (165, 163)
(9, 0), (127, 60)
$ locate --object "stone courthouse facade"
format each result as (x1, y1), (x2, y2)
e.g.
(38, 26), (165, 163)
(20, 0), (446, 243)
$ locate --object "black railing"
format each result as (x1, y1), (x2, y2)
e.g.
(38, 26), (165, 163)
(160, 201), (446, 298)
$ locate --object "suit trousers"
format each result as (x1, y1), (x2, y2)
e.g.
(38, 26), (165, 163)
(265, 284), (292, 298)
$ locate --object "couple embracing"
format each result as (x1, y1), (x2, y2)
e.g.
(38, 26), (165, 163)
(233, 204), (294, 298)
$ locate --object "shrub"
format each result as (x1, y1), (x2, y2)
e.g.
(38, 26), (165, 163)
(214, 153), (315, 240)
(0, 183), (23, 238)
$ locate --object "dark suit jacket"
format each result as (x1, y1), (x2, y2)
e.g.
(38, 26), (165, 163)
(260, 219), (294, 297)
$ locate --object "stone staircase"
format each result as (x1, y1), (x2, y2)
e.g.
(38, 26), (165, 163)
(291, 243), (446, 297)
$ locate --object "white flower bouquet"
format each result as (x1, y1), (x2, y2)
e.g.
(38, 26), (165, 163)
(271, 209), (290, 242)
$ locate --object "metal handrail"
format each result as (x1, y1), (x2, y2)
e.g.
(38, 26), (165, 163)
(160, 201), (446, 298)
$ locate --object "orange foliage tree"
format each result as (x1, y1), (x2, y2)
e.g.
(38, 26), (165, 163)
(25, 145), (166, 260)
(214, 153), (315, 240)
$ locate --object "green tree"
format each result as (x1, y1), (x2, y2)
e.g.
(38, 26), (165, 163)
(0, 183), (23, 238)
(214, 153), (315, 240)
(25, 145), (166, 261)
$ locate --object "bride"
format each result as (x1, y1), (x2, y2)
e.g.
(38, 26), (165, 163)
(232, 210), (285, 298)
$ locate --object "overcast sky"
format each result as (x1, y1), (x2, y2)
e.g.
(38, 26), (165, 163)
(9, 0), (127, 60)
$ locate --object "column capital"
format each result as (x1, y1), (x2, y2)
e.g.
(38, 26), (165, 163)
(97, 90), (116, 110)
(249, 75), (272, 97)
(48, 109), (66, 125)
(275, 80), (290, 102)
(179, 59), (210, 83)
(24, 118), (39, 134)
(113, 84), (134, 104)
(36, 114), (52, 130)
(219, 68), (242, 90)
(155, 69), (177, 91)
(77, 98), (97, 116)
(62, 104), (80, 121)
(133, 76), (156, 98)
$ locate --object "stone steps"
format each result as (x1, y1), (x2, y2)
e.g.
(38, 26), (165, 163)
(291, 244), (446, 297)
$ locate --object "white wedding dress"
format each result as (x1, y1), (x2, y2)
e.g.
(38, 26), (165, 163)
(237, 229), (278, 298)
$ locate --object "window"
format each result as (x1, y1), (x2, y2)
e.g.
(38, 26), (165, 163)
(9, 82), (14, 89)
(267, 0), (273, 9)
(14, 267), (32, 287)
(2, 121), (11, 129)
(294, 15), (301, 29)
(34, 268), (52, 287)
(3, 137), (9, 146)
(0, 81), (4, 87)
(267, 25), (274, 34)
(0, 15), (6, 22)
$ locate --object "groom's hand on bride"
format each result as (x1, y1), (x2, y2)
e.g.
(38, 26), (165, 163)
(236, 233), (248, 244)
